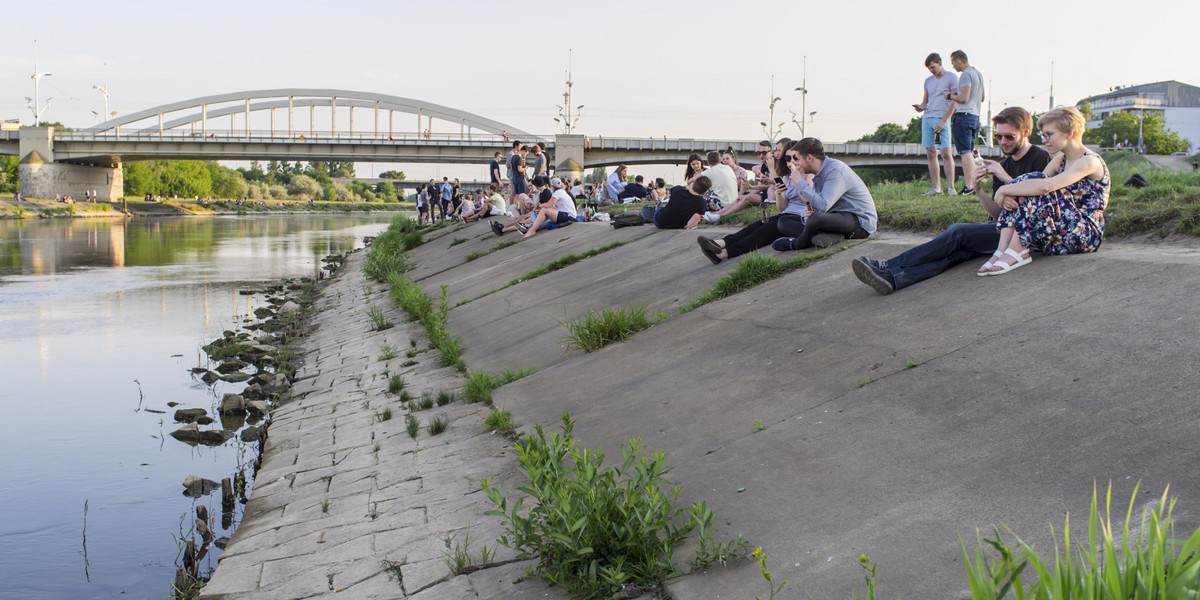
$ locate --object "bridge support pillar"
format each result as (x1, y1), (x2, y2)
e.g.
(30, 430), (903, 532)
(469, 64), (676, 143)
(554, 134), (586, 181)
(19, 126), (123, 201)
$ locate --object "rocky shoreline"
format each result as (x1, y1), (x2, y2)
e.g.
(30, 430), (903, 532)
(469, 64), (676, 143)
(0, 199), (411, 219)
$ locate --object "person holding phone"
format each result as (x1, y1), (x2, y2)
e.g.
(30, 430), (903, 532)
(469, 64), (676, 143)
(914, 53), (959, 196)
(771, 138), (877, 252)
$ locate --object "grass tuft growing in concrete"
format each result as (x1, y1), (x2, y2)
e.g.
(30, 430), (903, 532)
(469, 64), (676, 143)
(681, 245), (853, 313)
(457, 241), (628, 307)
(560, 305), (656, 352)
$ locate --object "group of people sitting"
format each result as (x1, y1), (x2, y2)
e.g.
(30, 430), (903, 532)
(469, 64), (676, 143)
(462, 104), (1109, 293)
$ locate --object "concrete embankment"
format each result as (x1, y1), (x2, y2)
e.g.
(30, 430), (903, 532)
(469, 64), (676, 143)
(206, 218), (1200, 599)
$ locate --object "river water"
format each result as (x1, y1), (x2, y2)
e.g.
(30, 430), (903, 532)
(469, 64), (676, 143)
(0, 214), (395, 599)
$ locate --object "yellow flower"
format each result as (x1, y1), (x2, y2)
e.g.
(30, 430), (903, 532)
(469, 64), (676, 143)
(753, 546), (763, 558)
(859, 554), (870, 564)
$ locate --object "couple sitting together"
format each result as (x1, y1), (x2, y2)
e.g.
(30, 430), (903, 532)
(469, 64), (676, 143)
(696, 138), (878, 264)
(852, 105), (1109, 294)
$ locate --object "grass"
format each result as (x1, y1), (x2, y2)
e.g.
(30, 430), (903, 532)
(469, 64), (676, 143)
(484, 408), (517, 435)
(378, 344), (398, 361)
(399, 389), (414, 403)
(560, 305), (656, 353)
(428, 415), (450, 435)
(449, 237), (469, 247)
(681, 245), (852, 313)
(463, 367), (537, 404)
(362, 215), (418, 282)
(386, 274), (466, 372)
(417, 391), (435, 411)
(857, 378), (873, 388)
(464, 239), (518, 262)
(401, 360), (418, 367)
(436, 390), (455, 406)
(405, 415), (420, 439)
(375, 406), (394, 422)
(321, 498), (330, 513)
(457, 241), (628, 307)
(405, 348), (419, 358)
(754, 419), (766, 433)
(366, 305), (392, 331)
(387, 375), (405, 395)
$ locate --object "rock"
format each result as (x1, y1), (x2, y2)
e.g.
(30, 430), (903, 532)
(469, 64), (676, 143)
(215, 360), (246, 374)
(246, 401), (271, 416)
(277, 301), (300, 315)
(198, 429), (234, 446)
(196, 505), (208, 523)
(221, 373), (251, 383)
(219, 394), (245, 415)
(167, 401), (181, 407)
(195, 416), (215, 425)
(182, 475), (220, 497)
(214, 537), (230, 550)
(253, 307), (274, 319)
(200, 370), (220, 385)
(241, 383), (264, 400)
(196, 518), (213, 543)
(188, 367), (208, 374)
(222, 330), (235, 339)
(254, 335), (277, 345)
(240, 426), (261, 443)
(170, 424), (201, 443)
(174, 408), (208, 423)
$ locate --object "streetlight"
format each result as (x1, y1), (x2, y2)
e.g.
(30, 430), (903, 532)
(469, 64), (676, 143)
(794, 55), (808, 137)
(764, 74), (784, 141)
(555, 50), (583, 134)
(29, 40), (53, 125)
(93, 62), (110, 125)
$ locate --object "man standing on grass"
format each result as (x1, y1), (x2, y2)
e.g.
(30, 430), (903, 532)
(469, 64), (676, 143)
(914, 53), (959, 196)
(948, 50), (985, 195)
(851, 106), (1051, 295)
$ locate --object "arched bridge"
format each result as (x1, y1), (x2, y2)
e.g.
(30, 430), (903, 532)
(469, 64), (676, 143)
(1, 89), (1000, 200)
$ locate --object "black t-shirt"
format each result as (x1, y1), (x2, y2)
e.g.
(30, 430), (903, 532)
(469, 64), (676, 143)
(993, 146), (1051, 198)
(654, 186), (706, 229)
(618, 183), (648, 200)
(489, 160), (501, 183)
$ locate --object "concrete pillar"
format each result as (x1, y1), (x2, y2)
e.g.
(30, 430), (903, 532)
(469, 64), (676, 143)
(244, 99), (250, 136)
(202, 104), (207, 136)
(288, 96), (294, 137)
(554, 134), (585, 181)
(19, 126), (55, 163)
(19, 154), (123, 202)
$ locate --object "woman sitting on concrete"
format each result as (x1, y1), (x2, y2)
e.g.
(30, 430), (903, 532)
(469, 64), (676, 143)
(604, 165), (629, 205)
(522, 186), (579, 239)
(980, 106), (1110, 276)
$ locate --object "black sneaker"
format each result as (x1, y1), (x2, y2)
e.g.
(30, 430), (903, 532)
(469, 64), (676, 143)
(490, 221), (503, 236)
(771, 237), (795, 252)
(851, 256), (895, 295)
(960, 186), (975, 195)
(811, 232), (845, 248)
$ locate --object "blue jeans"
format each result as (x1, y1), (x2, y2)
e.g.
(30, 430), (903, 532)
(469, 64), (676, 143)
(886, 222), (999, 290)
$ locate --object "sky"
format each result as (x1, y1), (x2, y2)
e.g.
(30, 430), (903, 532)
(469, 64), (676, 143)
(3, 0), (1199, 182)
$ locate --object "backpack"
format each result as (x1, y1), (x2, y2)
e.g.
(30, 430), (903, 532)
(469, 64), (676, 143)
(611, 211), (646, 228)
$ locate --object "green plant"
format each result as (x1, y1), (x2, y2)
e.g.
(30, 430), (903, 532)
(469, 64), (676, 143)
(463, 367), (536, 404)
(366, 305), (392, 331)
(858, 377), (873, 388)
(961, 482), (1200, 600)
(449, 237), (469, 247)
(405, 414), (420, 439)
(382, 559), (403, 583)
(399, 389), (414, 403)
(387, 375), (405, 395)
(321, 498), (330, 513)
(682, 246), (850, 313)
(561, 305), (654, 352)
(405, 348), (419, 358)
(754, 419), (766, 433)
(436, 390), (455, 406)
(429, 416), (449, 435)
(905, 361), (918, 369)
(750, 546), (788, 600)
(401, 360), (418, 367)
(378, 344), (398, 361)
(481, 414), (746, 599)
(373, 442), (381, 453)
(458, 241), (629, 306)
(852, 554), (876, 600)
(418, 391), (434, 411)
(484, 408), (517, 435)
(464, 239), (519, 262)
(444, 528), (474, 575)
(387, 275), (466, 372)
(375, 406), (393, 422)
(409, 339), (417, 348)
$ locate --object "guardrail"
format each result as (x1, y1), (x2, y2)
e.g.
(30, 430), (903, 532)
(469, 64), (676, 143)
(53, 130), (555, 145)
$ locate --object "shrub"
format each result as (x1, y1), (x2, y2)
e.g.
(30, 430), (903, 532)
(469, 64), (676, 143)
(287, 174), (323, 198)
(482, 415), (746, 599)
(428, 415), (449, 435)
(267, 184), (288, 200)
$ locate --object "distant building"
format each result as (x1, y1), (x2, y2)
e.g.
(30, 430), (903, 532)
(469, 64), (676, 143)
(1077, 80), (1200, 152)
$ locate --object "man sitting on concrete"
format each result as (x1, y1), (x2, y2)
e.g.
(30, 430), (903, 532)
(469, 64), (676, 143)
(771, 138), (877, 251)
(692, 151), (737, 211)
(618, 175), (650, 203)
(851, 106), (1051, 295)
(492, 176), (551, 236)
(522, 179), (580, 239)
(465, 184), (506, 223)
(652, 176), (711, 230)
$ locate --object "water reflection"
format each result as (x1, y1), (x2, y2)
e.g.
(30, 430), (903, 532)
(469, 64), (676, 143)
(0, 214), (394, 600)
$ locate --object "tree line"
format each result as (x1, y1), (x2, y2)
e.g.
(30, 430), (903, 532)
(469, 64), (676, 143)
(123, 160), (407, 202)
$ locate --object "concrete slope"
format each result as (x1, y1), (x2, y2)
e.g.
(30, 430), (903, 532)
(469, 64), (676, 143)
(460, 234), (1200, 599)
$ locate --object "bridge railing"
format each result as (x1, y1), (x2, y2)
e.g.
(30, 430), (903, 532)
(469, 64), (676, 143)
(53, 129), (555, 145)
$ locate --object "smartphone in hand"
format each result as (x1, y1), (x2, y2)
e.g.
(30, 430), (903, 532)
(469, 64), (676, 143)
(773, 176), (784, 185)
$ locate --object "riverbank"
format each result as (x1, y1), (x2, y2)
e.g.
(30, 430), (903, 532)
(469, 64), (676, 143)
(0, 198), (413, 219)
(202, 214), (1200, 599)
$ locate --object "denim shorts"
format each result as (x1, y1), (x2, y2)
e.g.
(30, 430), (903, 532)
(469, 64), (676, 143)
(512, 174), (527, 194)
(921, 117), (951, 149)
(952, 113), (980, 154)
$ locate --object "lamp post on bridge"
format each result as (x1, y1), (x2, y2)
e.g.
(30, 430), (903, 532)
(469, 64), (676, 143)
(27, 40), (53, 125)
(762, 74), (784, 141)
(92, 62), (110, 125)
(555, 49), (583, 134)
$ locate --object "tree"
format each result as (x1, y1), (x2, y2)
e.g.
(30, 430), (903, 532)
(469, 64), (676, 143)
(158, 161), (213, 197)
(206, 163), (248, 198)
(378, 170), (406, 180)
(852, 117), (923, 144)
(587, 167), (607, 183)
(327, 161), (356, 178)
(377, 181), (397, 202)
(287, 175), (323, 199)
(0, 156), (18, 193)
(1083, 110), (1188, 154)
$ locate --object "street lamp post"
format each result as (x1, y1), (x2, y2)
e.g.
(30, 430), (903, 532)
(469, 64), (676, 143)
(28, 40), (53, 125)
(794, 56), (808, 137)
(92, 62), (110, 125)
(556, 49), (583, 134)
(763, 74), (784, 141)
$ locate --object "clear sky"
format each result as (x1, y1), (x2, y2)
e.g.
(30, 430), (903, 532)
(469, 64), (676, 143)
(4, 0), (1198, 182)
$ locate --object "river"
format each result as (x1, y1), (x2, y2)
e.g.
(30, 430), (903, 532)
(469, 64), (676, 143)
(0, 214), (396, 599)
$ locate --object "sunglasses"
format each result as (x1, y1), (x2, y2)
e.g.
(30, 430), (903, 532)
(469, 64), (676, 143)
(756, 150), (770, 155)
(786, 155), (803, 162)
(994, 133), (1019, 142)
(1040, 130), (1055, 140)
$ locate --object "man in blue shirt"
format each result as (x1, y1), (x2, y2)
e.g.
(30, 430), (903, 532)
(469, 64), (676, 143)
(439, 178), (454, 221)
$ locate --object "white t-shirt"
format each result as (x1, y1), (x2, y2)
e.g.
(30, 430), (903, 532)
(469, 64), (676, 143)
(551, 189), (578, 219)
(701, 164), (738, 205)
(490, 193), (507, 215)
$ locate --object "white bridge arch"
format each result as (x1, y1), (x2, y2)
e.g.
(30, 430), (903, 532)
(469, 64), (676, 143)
(83, 88), (532, 139)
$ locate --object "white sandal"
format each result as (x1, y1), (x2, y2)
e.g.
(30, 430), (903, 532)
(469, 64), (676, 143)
(977, 250), (1004, 277)
(989, 248), (1031, 276)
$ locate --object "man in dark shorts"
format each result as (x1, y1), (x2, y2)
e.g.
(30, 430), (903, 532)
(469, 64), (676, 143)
(653, 177), (711, 229)
(851, 106), (1051, 294)
(508, 144), (528, 212)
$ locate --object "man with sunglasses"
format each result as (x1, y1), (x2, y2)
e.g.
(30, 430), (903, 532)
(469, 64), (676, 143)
(851, 106), (1051, 295)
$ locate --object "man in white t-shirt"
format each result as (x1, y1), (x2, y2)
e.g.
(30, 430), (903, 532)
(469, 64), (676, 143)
(522, 178), (578, 239)
(693, 151), (737, 209)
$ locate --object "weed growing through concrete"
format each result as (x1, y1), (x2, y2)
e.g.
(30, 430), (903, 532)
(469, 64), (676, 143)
(463, 367), (536, 404)
(409, 338), (417, 348)
(754, 419), (766, 433)
(428, 416), (449, 436)
(484, 408), (517, 435)
(418, 391), (434, 411)
(858, 378), (873, 388)
(750, 546), (789, 600)
(560, 305), (655, 352)
(449, 237), (469, 247)
(458, 240), (629, 306)
(405, 415), (420, 439)
(366, 305), (393, 331)
(405, 348), (419, 358)
(387, 375), (405, 395)
(464, 239), (518, 262)
(436, 390), (455, 406)
(375, 407), (393, 422)
(381, 559), (404, 583)
(399, 389), (414, 403)
(481, 414), (749, 599)
(321, 498), (330, 513)
(905, 361), (918, 369)
(386, 276), (466, 372)
(680, 245), (854, 313)
(373, 442), (381, 453)
(442, 527), (497, 575)
(401, 360), (418, 367)
(361, 215), (419, 282)
(378, 344), (399, 361)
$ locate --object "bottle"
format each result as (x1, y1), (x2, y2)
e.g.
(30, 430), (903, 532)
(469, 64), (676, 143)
(972, 149), (985, 171)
